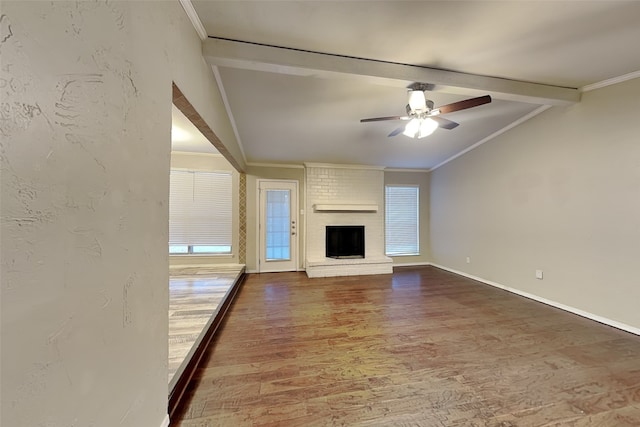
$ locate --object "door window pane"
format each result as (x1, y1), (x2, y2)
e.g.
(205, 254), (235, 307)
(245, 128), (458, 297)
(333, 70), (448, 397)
(266, 189), (291, 260)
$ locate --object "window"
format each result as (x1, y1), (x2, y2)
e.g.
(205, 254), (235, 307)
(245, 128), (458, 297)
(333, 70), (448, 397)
(169, 170), (232, 255)
(385, 185), (419, 256)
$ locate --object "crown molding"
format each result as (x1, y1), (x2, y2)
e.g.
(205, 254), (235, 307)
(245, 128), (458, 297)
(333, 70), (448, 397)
(581, 70), (640, 92)
(171, 151), (224, 158)
(430, 105), (552, 172)
(384, 168), (430, 173)
(247, 162), (305, 169)
(304, 162), (385, 170)
(211, 66), (248, 166)
(178, 0), (207, 40)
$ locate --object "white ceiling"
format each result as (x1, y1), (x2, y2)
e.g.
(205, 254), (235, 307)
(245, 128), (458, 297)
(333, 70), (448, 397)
(188, 1), (640, 170)
(171, 104), (219, 154)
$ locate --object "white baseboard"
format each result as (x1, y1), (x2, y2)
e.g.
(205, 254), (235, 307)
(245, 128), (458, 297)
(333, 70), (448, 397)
(246, 268), (306, 274)
(429, 263), (640, 337)
(160, 414), (170, 427)
(169, 263), (243, 270)
(392, 262), (431, 267)
(228, 262), (640, 336)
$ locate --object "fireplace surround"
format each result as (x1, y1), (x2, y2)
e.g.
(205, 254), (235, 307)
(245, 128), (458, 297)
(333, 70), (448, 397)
(304, 163), (393, 278)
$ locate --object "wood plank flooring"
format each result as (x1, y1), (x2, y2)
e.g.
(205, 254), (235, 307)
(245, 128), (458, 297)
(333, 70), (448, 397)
(171, 266), (640, 426)
(169, 265), (244, 387)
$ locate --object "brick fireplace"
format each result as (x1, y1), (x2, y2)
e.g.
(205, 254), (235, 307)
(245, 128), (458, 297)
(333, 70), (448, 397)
(304, 163), (393, 278)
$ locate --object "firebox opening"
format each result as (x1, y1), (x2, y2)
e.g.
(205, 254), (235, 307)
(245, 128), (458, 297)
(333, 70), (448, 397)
(326, 225), (365, 259)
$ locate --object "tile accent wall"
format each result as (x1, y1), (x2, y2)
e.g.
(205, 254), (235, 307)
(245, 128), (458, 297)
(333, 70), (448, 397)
(305, 164), (392, 277)
(239, 173), (247, 264)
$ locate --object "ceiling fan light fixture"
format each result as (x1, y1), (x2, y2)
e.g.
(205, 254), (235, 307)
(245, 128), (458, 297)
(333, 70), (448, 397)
(361, 93), (491, 138)
(402, 118), (438, 139)
(408, 90), (427, 112)
(403, 118), (421, 138)
(418, 118), (438, 138)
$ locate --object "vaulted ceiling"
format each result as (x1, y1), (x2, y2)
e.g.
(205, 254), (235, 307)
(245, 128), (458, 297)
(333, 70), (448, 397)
(187, 1), (640, 170)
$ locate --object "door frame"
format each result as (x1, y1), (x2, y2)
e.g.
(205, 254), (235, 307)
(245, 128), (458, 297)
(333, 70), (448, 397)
(256, 179), (299, 273)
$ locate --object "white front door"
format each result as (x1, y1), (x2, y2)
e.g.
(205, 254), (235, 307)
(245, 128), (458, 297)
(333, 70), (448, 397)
(258, 180), (298, 272)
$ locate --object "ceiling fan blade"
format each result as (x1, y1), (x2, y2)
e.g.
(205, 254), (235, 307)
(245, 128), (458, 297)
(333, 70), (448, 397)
(388, 127), (404, 137)
(431, 116), (459, 130)
(360, 116), (410, 123)
(435, 95), (492, 115)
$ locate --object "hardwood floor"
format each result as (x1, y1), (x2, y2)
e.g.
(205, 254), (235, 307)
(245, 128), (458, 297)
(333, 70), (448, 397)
(171, 266), (640, 426)
(169, 265), (244, 387)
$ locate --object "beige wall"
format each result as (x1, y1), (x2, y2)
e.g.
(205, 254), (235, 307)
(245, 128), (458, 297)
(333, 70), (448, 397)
(384, 170), (431, 264)
(430, 77), (640, 330)
(169, 152), (240, 266)
(245, 165), (305, 272)
(1, 2), (243, 426)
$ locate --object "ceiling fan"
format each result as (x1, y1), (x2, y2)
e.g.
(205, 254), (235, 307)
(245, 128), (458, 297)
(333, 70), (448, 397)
(360, 83), (492, 138)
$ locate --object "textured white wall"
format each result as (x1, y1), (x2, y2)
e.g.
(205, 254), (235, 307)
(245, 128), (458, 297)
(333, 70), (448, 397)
(430, 77), (640, 330)
(305, 165), (385, 261)
(0, 2), (242, 426)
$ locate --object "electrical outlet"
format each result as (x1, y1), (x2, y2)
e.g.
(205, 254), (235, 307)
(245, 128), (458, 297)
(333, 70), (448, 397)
(535, 270), (543, 280)
(466, 257), (471, 264)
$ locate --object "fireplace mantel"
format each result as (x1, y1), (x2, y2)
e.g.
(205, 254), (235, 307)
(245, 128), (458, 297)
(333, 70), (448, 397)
(313, 204), (378, 212)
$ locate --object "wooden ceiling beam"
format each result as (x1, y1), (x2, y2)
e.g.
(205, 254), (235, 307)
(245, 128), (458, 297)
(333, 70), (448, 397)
(203, 37), (580, 106)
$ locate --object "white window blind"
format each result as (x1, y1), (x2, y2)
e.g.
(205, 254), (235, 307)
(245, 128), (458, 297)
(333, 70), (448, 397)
(385, 185), (419, 256)
(169, 170), (232, 252)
